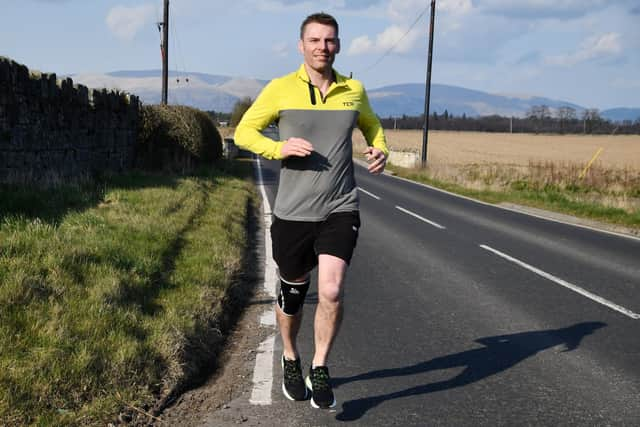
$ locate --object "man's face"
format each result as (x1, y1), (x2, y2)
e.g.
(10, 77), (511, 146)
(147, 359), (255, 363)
(298, 22), (340, 74)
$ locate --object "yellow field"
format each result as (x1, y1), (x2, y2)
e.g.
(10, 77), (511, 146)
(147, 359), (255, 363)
(353, 130), (640, 170)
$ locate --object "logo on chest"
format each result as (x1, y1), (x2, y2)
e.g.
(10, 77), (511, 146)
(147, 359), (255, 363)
(343, 101), (354, 107)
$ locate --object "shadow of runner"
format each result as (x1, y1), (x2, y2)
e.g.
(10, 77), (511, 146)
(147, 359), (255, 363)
(334, 322), (606, 422)
(0, 172), (182, 226)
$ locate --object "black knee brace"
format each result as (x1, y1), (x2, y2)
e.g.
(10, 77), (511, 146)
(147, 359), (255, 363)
(277, 277), (310, 316)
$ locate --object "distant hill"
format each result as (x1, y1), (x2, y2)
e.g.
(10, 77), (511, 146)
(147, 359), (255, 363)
(107, 69), (232, 86)
(601, 108), (640, 122)
(72, 70), (266, 112)
(71, 70), (637, 119)
(367, 83), (585, 118)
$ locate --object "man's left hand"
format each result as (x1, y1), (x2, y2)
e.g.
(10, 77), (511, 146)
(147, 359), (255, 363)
(363, 147), (387, 175)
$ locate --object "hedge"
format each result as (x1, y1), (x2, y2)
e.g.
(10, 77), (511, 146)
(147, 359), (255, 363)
(137, 105), (223, 171)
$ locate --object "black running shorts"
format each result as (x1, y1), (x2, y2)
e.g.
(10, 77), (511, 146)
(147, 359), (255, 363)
(271, 211), (361, 280)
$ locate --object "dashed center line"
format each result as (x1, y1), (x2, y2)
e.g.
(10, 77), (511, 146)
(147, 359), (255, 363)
(480, 244), (640, 320)
(395, 205), (446, 229)
(357, 186), (381, 200)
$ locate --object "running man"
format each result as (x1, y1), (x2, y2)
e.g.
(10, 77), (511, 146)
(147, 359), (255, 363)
(235, 12), (388, 409)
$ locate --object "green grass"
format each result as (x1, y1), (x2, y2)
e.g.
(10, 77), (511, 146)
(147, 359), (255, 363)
(385, 163), (640, 230)
(0, 161), (256, 426)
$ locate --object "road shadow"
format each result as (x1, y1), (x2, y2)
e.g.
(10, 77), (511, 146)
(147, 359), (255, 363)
(334, 322), (606, 422)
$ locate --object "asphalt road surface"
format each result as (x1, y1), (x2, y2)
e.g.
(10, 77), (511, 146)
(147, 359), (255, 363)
(206, 147), (640, 426)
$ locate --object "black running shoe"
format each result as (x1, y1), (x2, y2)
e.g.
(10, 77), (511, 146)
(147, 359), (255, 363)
(305, 366), (336, 409)
(281, 356), (309, 401)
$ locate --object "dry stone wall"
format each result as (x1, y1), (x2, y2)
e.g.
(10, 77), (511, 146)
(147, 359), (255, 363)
(0, 57), (139, 183)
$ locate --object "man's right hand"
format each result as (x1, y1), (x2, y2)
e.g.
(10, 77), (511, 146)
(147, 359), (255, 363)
(280, 137), (314, 158)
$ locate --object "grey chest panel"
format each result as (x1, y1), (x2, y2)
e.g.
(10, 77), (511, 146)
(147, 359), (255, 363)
(275, 109), (360, 221)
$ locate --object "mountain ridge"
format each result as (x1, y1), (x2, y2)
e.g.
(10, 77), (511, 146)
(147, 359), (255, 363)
(70, 70), (638, 122)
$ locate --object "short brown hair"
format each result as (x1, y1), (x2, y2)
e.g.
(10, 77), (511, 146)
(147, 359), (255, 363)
(300, 12), (339, 39)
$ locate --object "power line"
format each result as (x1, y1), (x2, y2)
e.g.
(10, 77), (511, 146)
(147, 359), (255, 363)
(356, 4), (430, 75)
(169, 38), (181, 103)
(169, 8), (182, 105)
(161, 0), (169, 105)
(171, 6), (189, 85)
(170, 2), (192, 106)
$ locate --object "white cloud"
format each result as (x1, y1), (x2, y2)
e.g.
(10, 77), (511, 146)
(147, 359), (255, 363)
(244, 0), (313, 12)
(387, 0), (430, 21)
(347, 24), (422, 55)
(545, 32), (622, 66)
(388, 0), (471, 21)
(438, 0), (473, 14)
(106, 4), (156, 41)
(348, 35), (374, 55)
(376, 25), (421, 52)
(347, 0), (451, 56)
(475, 0), (633, 20)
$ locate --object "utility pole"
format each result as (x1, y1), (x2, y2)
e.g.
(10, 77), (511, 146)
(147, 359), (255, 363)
(161, 0), (169, 105)
(421, 0), (436, 167)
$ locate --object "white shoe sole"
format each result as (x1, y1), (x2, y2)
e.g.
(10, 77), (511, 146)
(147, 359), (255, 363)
(305, 376), (336, 409)
(281, 357), (309, 401)
(282, 382), (309, 401)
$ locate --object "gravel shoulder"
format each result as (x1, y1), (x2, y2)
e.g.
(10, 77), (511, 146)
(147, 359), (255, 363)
(157, 288), (273, 426)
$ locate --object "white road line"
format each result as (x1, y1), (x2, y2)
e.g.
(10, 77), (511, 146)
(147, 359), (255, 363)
(249, 334), (276, 405)
(250, 157), (278, 406)
(395, 205), (446, 229)
(257, 158), (277, 299)
(259, 310), (276, 327)
(480, 244), (640, 320)
(357, 186), (381, 200)
(256, 157), (270, 213)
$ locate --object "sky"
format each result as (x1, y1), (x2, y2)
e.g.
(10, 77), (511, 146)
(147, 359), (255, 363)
(2, 0), (640, 109)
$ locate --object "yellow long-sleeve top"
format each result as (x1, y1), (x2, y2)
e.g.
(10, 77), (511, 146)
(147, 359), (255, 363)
(235, 64), (388, 221)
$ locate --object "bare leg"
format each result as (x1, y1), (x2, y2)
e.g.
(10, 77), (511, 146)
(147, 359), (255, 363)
(277, 275), (308, 360)
(312, 254), (347, 367)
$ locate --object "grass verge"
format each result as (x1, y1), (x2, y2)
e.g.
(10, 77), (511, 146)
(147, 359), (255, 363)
(381, 161), (640, 231)
(0, 160), (256, 425)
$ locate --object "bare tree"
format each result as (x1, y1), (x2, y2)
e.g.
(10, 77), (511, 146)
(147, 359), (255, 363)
(582, 109), (601, 134)
(557, 106), (576, 121)
(230, 97), (253, 127)
(557, 106), (576, 133)
(527, 105), (551, 120)
(582, 108), (601, 121)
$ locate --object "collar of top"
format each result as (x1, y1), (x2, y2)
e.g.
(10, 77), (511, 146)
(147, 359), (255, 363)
(296, 63), (348, 88)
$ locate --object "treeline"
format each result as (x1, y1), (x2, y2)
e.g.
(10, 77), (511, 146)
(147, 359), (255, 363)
(208, 101), (640, 135)
(380, 106), (640, 135)
(207, 96), (252, 128)
(207, 110), (232, 126)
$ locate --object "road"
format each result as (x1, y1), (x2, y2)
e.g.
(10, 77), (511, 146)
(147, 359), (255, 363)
(205, 150), (640, 426)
